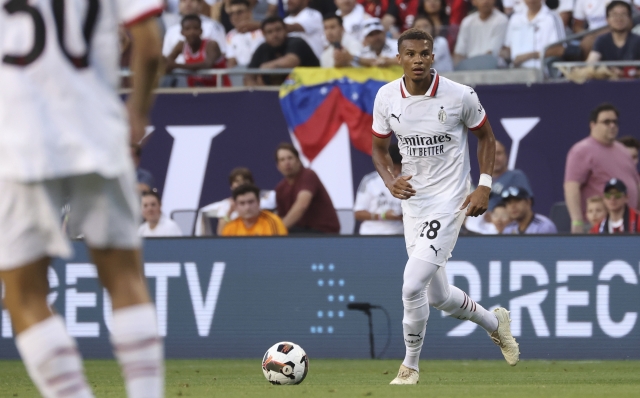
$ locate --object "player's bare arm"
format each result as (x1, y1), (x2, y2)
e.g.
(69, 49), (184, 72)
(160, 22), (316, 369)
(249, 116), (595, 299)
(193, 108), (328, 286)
(372, 135), (415, 200)
(165, 41), (185, 73)
(461, 120), (496, 217)
(127, 17), (163, 145)
(281, 190), (313, 228)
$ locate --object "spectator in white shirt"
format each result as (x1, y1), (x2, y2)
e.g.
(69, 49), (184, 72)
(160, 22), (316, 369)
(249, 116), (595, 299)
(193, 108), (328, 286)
(138, 192), (184, 237)
(226, 0), (265, 67)
(321, 14), (363, 67)
(501, 0), (565, 69)
(163, 0), (228, 61)
(284, 0), (325, 59)
(453, 0), (508, 67)
(335, 0), (370, 42)
(354, 144), (404, 235)
(413, 15), (454, 72)
(357, 18), (398, 66)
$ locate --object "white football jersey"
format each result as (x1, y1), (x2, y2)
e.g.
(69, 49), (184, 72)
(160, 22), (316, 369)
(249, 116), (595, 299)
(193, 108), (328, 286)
(0, 0), (163, 182)
(372, 70), (487, 217)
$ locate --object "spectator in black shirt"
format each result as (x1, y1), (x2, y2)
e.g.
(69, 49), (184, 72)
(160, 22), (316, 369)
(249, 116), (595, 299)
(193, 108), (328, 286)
(587, 1), (640, 63)
(245, 16), (319, 86)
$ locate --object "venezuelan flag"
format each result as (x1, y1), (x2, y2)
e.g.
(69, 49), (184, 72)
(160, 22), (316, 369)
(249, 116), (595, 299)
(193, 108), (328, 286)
(279, 67), (403, 162)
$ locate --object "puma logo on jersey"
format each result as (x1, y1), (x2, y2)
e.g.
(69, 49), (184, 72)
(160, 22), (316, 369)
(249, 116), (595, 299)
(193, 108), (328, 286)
(390, 113), (401, 123)
(430, 245), (442, 256)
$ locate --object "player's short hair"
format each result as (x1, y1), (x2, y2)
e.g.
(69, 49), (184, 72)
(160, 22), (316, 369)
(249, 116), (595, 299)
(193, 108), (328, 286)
(181, 14), (202, 28)
(230, 0), (251, 8)
(232, 183), (261, 201)
(586, 195), (604, 205)
(397, 28), (434, 53)
(618, 135), (640, 150)
(228, 167), (255, 186)
(142, 190), (161, 204)
(323, 13), (343, 26)
(389, 144), (402, 165)
(589, 103), (619, 123)
(606, 0), (631, 17)
(275, 142), (300, 161)
(262, 16), (285, 30)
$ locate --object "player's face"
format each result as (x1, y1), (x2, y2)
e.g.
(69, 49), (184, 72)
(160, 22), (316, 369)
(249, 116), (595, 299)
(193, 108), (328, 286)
(590, 110), (619, 144)
(235, 192), (261, 220)
(263, 22), (287, 47)
(398, 39), (434, 81)
(181, 21), (203, 45)
(179, 0), (201, 15)
(324, 19), (343, 44)
(276, 149), (302, 178)
(607, 5), (631, 32)
(335, 0), (356, 14)
(491, 206), (510, 233)
(586, 202), (606, 225)
(229, 4), (251, 27)
(603, 189), (627, 213)
(494, 141), (507, 174)
(141, 196), (162, 224)
(505, 198), (531, 221)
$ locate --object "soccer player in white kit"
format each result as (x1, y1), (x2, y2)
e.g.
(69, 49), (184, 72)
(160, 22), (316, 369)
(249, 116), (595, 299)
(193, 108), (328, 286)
(0, 1), (165, 397)
(371, 28), (520, 385)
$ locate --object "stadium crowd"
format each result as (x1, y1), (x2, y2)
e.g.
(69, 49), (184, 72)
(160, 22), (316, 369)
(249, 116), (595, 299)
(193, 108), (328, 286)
(121, 0), (640, 87)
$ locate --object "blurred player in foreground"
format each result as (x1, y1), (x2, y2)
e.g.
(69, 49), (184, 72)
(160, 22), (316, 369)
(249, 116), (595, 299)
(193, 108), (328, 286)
(0, 1), (165, 397)
(371, 28), (520, 385)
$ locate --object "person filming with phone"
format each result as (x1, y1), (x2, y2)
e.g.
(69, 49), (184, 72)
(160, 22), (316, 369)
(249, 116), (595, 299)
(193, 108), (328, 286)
(321, 14), (363, 67)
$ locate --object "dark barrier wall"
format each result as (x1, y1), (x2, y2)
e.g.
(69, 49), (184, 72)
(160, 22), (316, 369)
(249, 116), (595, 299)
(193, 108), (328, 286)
(1, 237), (638, 360)
(142, 81), (640, 219)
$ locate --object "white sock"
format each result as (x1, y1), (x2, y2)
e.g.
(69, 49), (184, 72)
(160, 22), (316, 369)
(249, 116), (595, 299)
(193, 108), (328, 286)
(111, 304), (164, 398)
(15, 315), (93, 398)
(401, 292), (429, 371)
(434, 286), (499, 333)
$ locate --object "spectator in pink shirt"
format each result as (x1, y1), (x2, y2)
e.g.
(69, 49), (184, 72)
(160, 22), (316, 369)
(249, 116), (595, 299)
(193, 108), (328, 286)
(564, 103), (640, 234)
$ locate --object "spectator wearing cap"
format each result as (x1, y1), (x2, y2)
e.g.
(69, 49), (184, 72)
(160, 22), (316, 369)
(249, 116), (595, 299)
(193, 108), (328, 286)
(356, 18), (398, 67)
(591, 178), (640, 234)
(490, 140), (533, 211)
(618, 135), (639, 167)
(586, 1), (640, 64)
(321, 14), (363, 67)
(222, 184), (288, 236)
(501, 187), (558, 234)
(353, 144), (404, 235)
(564, 103), (640, 233)
(139, 191), (184, 237)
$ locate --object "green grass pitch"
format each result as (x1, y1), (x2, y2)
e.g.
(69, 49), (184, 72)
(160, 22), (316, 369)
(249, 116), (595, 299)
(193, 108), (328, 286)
(1, 360), (639, 397)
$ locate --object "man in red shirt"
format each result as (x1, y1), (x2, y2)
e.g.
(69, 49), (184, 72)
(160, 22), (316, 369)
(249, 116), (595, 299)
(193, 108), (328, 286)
(591, 178), (640, 234)
(275, 143), (340, 233)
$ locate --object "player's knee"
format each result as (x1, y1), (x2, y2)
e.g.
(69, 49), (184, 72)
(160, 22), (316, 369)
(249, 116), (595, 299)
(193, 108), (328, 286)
(402, 281), (425, 300)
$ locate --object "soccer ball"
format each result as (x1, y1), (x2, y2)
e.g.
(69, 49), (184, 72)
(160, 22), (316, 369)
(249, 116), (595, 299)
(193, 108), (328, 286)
(261, 341), (309, 385)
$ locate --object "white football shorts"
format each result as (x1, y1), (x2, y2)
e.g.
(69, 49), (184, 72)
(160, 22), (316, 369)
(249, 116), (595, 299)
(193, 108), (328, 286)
(403, 210), (466, 266)
(0, 172), (141, 270)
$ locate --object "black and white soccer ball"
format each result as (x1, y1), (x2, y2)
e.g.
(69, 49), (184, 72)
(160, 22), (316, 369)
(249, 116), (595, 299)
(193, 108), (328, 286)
(261, 341), (309, 385)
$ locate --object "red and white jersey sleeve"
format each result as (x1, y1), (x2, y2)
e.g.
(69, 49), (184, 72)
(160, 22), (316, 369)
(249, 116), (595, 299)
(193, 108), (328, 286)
(116, 0), (164, 27)
(460, 88), (487, 131)
(372, 92), (392, 138)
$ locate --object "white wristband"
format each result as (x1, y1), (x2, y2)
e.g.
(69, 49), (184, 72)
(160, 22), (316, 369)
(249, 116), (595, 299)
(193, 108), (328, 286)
(478, 173), (492, 188)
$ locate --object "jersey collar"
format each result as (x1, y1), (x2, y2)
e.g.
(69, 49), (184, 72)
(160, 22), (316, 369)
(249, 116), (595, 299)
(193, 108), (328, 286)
(400, 69), (440, 98)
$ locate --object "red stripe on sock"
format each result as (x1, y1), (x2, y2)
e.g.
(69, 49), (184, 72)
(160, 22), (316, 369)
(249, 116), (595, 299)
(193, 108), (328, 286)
(46, 371), (83, 386)
(37, 347), (81, 372)
(114, 337), (162, 353)
(57, 381), (89, 397)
